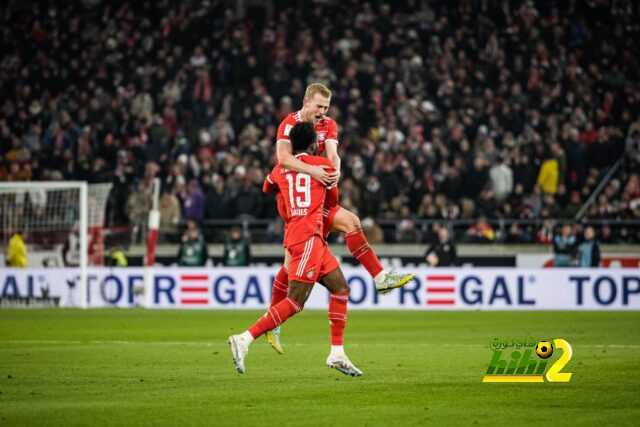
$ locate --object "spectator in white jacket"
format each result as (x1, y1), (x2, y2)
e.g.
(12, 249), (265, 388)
(489, 156), (513, 202)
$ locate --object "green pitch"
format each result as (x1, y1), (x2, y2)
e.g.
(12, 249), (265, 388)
(1, 309), (639, 426)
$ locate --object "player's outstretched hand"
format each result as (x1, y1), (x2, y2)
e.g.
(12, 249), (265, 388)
(309, 165), (339, 187)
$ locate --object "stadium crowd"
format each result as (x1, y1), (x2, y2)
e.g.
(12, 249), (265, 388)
(1, 0), (639, 244)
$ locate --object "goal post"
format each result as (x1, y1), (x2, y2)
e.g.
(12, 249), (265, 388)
(144, 177), (161, 308)
(0, 181), (112, 308)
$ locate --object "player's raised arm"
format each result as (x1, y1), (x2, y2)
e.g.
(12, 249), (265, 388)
(323, 137), (341, 186)
(276, 139), (337, 186)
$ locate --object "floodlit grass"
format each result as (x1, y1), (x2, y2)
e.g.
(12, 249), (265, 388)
(1, 309), (639, 425)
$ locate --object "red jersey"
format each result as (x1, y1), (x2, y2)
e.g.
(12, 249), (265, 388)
(275, 111), (338, 162)
(265, 154), (338, 248)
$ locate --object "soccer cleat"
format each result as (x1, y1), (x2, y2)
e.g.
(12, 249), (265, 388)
(266, 326), (283, 354)
(376, 270), (415, 295)
(228, 334), (250, 374)
(326, 353), (363, 377)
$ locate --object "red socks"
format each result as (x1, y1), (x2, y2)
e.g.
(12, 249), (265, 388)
(328, 292), (349, 345)
(270, 266), (289, 308)
(249, 297), (302, 339)
(345, 230), (384, 278)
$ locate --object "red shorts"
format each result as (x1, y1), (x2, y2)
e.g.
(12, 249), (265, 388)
(322, 205), (341, 238)
(288, 235), (339, 284)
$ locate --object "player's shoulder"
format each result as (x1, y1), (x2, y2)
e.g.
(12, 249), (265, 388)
(277, 112), (302, 140)
(280, 111), (301, 126)
(325, 116), (337, 126)
(318, 115), (337, 127)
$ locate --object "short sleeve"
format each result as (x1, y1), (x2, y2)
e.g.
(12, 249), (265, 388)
(276, 120), (293, 143)
(326, 119), (338, 142)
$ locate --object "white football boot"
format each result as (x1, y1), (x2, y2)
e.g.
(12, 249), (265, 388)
(326, 353), (363, 377)
(228, 334), (251, 374)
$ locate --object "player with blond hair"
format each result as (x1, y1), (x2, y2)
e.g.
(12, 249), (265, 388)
(265, 83), (414, 354)
(229, 122), (362, 376)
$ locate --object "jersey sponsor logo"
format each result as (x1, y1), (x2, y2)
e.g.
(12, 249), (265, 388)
(290, 208), (308, 216)
(284, 124), (293, 136)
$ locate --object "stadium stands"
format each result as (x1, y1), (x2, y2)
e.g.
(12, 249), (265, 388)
(1, 0), (639, 245)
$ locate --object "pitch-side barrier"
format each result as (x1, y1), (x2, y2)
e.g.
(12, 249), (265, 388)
(1, 267), (638, 310)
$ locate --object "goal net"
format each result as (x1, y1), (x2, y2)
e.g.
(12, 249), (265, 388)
(0, 182), (112, 307)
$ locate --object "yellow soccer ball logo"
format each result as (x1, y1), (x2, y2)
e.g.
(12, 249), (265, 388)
(535, 341), (553, 359)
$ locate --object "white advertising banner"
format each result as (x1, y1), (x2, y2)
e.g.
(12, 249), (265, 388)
(1, 267), (639, 310)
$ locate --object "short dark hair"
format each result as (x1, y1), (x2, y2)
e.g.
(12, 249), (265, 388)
(290, 122), (316, 153)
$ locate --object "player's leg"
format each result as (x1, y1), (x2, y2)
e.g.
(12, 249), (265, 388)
(270, 265), (289, 307)
(243, 278), (311, 342)
(271, 196), (291, 308)
(266, 250), (291, 354)
(330, 206), (414, 294)
(228, 240), (318, 373)
(318, 266), (349, 347)
(316, 249), (362, 376)
(228, 284), (305, 374)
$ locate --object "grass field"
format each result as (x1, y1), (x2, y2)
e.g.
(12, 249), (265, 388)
(1, 309), (639, 426)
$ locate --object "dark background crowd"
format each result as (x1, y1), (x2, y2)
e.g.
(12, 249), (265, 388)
(1, 0), (639, 245)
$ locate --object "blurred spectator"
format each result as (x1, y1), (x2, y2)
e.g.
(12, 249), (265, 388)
(204, 176), (231, 219)
(505, 223), (530, 244)
(177, 220), (208, 267)
(158, 192), (182, 242)
(553, 224), (577, 267)
(618, 227), (632, 243)
(7, 231), (27, 267)
(265, 219), (285, 244)
(577, 226), (600, 267)
(563, 191), (583, 219)
(537, 152), (559, 195)
(223, 226), (251, 267)
(600, 225), (615, 244)
(466, 217), (495, 243)
(362, 217), (384, 245)
(536, 220), (554, 244)
(464, 157), (489, 200)
(230, 176), (263, 219)
(489, 156), (513, 202)
(396, 218), (422, 243)
(108, 245), (128, 267)
(425, 227), (457, 267)
(126, 181), (152, 244)
(180, 179), (205, 222)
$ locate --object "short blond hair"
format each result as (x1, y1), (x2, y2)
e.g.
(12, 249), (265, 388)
(304, 83), (332, 100)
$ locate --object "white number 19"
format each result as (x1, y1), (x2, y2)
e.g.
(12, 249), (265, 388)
(285, 174), (311, 208)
